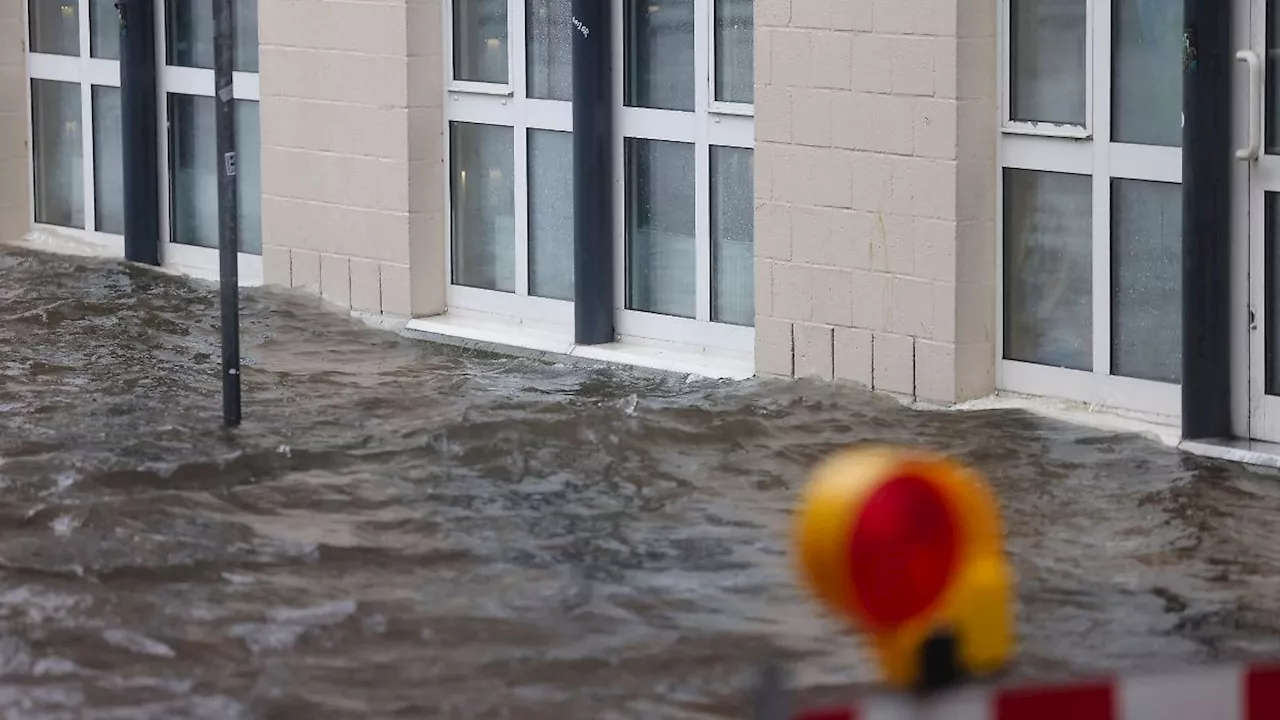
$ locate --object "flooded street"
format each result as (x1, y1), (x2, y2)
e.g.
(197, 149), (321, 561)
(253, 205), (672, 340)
(4, 245), (1280, 718)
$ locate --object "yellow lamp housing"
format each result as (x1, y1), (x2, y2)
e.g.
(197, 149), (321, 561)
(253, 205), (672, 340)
(793, 445), (1015, 691)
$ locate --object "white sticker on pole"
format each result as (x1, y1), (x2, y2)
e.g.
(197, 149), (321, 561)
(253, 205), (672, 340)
(224, 151), (237, 177)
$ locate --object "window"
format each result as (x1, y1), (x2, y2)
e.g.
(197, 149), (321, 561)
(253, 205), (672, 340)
(1006, 0), (1089, 130)
(998, 0), (1183, 416)
(31, 79), (84, 229)
(527, 129), (575, 300)
(24, 0), (263, 276)
(615, 0), (754, 348)
(160, 0), (262, 262)
(626, 138), (696, 317)
(26, 0), (122, 240)
(444, 0), (754, 351)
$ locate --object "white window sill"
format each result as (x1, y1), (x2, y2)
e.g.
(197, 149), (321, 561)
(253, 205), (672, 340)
(404, 312), (754, 381)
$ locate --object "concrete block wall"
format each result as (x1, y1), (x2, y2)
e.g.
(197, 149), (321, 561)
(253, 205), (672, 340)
(258, 0), (446, 317)
(0, 0), (28, 242)
(753, 0), (998, 403)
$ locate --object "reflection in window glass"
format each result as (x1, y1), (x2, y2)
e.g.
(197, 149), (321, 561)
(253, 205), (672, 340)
(1010, 0), (1087, 126)
(527, 0), (572, 100)
(626, 139), (695, 318)
(1267, 195), (1280, 395)
(711, 147), (753, 325)
(1112, 180), (1181, 383)
(714, 0), (753, 104)
(1268, 1), (1280, 154)
(1003, 169), (1092, 370)
(528, 130), (574, 300)
(29, 0), (80, 55)
(1113, 0), (1181, 146)
(92, 86), (124, 235)
(451, 123), (515, 292)
(453, 0), (508, 84)
(165, 0), (259, 72)
(168, 95), (262, 254)
(625, 0), (695, 111)
(90, 0), (120, 59)
(31, 80), (84, 229)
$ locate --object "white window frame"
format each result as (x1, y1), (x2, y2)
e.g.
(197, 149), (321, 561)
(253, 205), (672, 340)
(443, 0), (577, 335)
(998, 0), (1096, 139)
(155, 0), (262, 285)
(996, 0), (1183, 421)
(22, 0), (262, 284)
(442, 0), (755, 354)
(611, 0), (754, 354)
(25, 0), (124, 253)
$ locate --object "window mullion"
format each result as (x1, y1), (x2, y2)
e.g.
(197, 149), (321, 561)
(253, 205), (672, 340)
(512, 0), (530, 296)
(1091, 0), (1112, 377)
(694, 0), (711, 322)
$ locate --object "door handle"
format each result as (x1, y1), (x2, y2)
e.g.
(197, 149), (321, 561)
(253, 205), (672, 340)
(1237, 49), (1263, 161)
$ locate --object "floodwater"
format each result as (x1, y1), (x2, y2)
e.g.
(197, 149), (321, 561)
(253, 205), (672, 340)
(3, 245), (1280, 719)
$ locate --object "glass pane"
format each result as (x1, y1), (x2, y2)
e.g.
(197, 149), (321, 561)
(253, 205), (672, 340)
(90, 0), (121, 59)
(451, 122), (515, 292)
(625, 0), (695, 111)
(1112, 180), (1181, 383)
(1268, 0), (1280, 154)
(1009, 0), (1087, 126)
(167, 95), (262, 254)
(31, 79), (84, 229)
(30, 0), (80, 56)
(453, 0), (508, 84)
(1267, 194), (1280, 395)
(92, 86), (124, 235)
(714, 0), (753, 104)
(1112, 0), (1182, 146)
(1003, 169), (1092, 370)
(165, 0), (259, 72)
(528, 130), (574, 300)
(527, 0), (572, 100)
(711, 146), (753, 325)
(236, 103), (263, 255)
(626, 138), (695, 318)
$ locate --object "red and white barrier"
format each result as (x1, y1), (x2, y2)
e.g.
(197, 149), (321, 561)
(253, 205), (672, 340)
(794, 663), (1280, 720)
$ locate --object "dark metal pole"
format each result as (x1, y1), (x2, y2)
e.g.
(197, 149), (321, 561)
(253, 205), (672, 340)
(213, 0), (241, 426)
(571, 0), (614, 345)
(118, 0), (160, 266)
(1181, 0), (1233, 439)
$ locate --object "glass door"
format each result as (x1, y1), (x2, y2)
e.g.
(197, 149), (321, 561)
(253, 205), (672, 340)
(1245, 0), (1280, 439)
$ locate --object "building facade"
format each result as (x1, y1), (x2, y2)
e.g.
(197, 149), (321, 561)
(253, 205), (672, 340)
(2, 0), (1271, 444)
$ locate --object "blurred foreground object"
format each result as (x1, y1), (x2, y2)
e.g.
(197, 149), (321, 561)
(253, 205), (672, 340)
(793, 446), (1014, 691)
(783, 662), (1280, 719)
(774, 446), (1280, 719)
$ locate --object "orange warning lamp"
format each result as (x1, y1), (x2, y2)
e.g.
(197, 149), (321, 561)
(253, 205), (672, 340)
(793, 445), (1015, 691)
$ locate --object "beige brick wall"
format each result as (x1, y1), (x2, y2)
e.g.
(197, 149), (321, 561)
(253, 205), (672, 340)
(0, 0), (28, 242)
(259, 0), (446, 317)
(753, 0), (998, 403)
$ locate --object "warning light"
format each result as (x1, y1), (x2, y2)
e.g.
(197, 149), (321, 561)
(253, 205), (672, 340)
(793, 446), (1015, 691)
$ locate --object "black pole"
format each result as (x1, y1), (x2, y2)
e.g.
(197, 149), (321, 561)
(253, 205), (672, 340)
(571, 0), (614, 345)
(118, 0), (159, 266)
(1181, 0), (1233, 439)
(213, 0), (241, 426)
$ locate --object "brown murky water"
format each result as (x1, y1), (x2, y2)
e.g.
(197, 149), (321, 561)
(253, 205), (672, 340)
(3, 245), (1280, 719)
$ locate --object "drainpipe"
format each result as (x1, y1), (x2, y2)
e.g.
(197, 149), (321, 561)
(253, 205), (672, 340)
(1181, 0), (1233, 439)
(117, 0), (160, 266)
(570, 0), (615, 345)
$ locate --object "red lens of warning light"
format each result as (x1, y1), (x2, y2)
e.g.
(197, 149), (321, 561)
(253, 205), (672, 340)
(846, 474), (958, 627)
